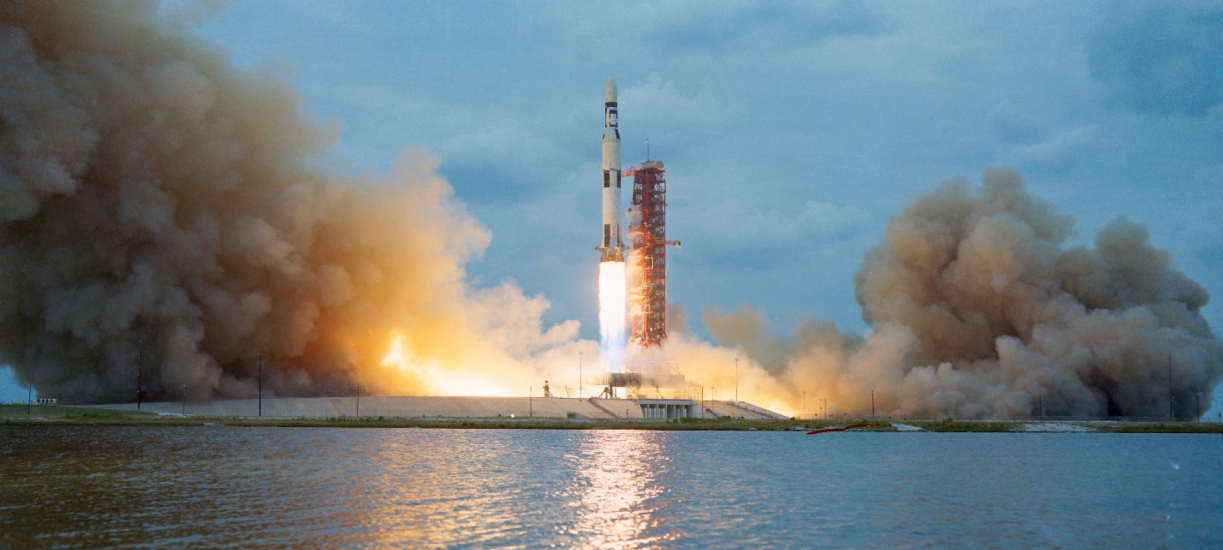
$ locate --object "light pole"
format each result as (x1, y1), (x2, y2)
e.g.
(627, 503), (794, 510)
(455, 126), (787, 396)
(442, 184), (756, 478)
(871, 389), (875, 419)
(258, 355), (263, 417)
(529, 387), (533, 418)
(1038, 390), (1043, 419)
(136, 339), (142, 411)
(181, 384), (186, 415)
(734, 357), (739, 403)
(579, 351), (583, 399)
(822, 398), (827, 420)
(802, 391), (807, 418)
(27, 382), (32, 415)
(700, 385), (705, 419)
(356, 383), (360, 417)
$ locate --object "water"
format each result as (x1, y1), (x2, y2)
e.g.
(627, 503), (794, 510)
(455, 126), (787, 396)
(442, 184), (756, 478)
(2, 427), (1221, 548)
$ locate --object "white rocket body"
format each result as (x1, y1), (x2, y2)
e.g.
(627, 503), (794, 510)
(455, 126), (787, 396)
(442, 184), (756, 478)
(598, 76), (625, 262)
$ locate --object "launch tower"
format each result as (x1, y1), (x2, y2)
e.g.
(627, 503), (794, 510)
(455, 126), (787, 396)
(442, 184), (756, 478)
(625, 160), (678, 347)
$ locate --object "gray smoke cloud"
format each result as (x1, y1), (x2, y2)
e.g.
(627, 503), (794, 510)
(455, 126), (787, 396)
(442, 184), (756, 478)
(0, 1), (560, 403)
(704, 168), (1222, 419)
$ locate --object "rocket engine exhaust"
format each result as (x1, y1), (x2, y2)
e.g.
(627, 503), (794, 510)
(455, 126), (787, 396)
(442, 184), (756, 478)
(598, 262), (627, 372)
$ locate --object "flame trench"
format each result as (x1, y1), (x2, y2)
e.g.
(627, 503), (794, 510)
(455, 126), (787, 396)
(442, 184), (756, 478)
(599, 261), (627, 372)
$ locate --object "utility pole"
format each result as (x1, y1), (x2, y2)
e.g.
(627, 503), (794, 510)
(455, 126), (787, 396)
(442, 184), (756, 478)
(734, 357), (739, 403)
(136, 339), (142, 411)
(822, 398), (827, 420)
(700, 385), (705, 419)
(181, 384), (186, 415)
(356, 384), (360, 417)
(529, 387), (533, 418)
(27, 382), (31, 415)
(802, 391), (806, 417)
(579, 352), (583, 399)
(1168, 353), (1173, 421)
(1039, 390), (1043, 419)
(871, 389), (875, 419)
(258, 355), (263, 418)
(1196, 392), (1201, 422)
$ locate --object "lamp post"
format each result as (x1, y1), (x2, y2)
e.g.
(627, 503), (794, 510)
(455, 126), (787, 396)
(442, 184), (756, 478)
(822, 399), (827, 420)
(700, 385), (705, 419)
(27, 382), (31, 415)
(579, 351), (583, 399)
(871, 389), (875, 419)
(529, 387), (533, 418)
(181, 384), (186, 416)
(802, 391), (807, 418)
(258, 355), (263, 417)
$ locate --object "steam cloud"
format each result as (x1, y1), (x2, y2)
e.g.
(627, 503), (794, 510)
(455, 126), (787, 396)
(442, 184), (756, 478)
(697, 169), (1222, 419)
(0, 2), (583, 403)
(4, 3), (1219, 418)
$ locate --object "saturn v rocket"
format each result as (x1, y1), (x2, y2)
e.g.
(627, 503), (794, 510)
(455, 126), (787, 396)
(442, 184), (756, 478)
(597, 76), (625, 263)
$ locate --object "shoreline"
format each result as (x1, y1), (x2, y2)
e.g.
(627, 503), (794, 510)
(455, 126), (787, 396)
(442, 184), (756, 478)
(3, 405), (1222, 433)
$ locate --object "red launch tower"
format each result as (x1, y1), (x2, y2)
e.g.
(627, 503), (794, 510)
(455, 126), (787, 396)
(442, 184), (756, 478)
(625, 160), (679, 348)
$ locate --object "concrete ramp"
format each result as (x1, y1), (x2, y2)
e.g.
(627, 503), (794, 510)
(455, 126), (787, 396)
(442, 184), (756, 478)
(95, 396), (638, 420)
(93, 396), (786, 421)
(704, 400), (787, 420)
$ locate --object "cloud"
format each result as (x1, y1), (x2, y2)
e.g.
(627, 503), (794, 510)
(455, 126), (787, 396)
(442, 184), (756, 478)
(681, 198), (870, 269)
(1088, 4), (1223, 117)
(649, 0), (887, 55)
(437, 119), (567, 205)
(1000, 126), (1108, 171)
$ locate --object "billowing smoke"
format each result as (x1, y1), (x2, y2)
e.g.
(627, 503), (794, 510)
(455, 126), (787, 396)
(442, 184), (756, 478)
(687, 169), (1222, 419)
(0, 2), (585, 403)
(5, 4), (1219, 418)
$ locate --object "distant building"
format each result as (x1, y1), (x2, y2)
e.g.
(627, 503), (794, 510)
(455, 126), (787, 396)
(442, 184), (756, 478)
(36, 398), (56, 405)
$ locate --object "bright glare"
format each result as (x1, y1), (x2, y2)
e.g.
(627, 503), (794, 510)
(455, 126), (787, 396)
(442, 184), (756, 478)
(599, 261), (627, 372)
(380, 331), (515, 396)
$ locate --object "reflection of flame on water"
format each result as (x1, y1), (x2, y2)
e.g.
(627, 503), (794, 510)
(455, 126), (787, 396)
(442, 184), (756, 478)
(379, 331), (513, 396)
(567, 431), (682, 548)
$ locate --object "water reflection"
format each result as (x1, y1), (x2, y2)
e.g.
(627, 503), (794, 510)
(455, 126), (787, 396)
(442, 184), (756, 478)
(565, 431), (683, 548)
(5, 427), (1221, 548)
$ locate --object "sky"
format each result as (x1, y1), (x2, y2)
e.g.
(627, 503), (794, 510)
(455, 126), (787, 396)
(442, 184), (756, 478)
(3, 0), (1221, 418)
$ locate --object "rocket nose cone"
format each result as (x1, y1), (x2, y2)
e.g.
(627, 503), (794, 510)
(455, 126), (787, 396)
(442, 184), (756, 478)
(605, 75), (617, 103)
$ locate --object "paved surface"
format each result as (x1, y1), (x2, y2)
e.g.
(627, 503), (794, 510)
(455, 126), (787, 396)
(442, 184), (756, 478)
(92, 396), (784, 420)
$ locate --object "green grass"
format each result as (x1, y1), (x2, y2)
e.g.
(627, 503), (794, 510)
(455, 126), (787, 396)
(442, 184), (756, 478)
(4, 405), (1222, 432)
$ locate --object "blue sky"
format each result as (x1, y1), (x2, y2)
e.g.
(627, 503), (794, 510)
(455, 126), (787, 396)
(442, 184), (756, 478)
(3, 0), (1221, 418)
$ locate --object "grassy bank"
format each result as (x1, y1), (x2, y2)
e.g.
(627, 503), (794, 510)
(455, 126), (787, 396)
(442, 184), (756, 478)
(3, 405), (1222, 433)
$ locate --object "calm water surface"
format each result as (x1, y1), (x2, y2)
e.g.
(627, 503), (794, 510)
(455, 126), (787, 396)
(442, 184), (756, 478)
(2, 426), (1221, 548)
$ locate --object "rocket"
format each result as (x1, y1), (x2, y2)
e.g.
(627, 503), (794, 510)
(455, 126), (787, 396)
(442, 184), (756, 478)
(597, 75), (625, 263)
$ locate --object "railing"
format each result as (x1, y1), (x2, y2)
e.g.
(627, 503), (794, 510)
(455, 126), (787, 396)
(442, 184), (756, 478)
(587, 398), (623, 419)
(726, 401), (789, 420)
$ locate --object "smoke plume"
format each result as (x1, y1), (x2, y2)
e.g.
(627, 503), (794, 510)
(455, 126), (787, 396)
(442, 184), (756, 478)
(0, 2), (585, 403)
(4, 3), (1219, 418)
(691, 169), (1222, 419)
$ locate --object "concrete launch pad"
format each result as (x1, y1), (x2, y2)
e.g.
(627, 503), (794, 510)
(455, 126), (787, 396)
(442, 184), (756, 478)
(93, 395), (787, 421)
